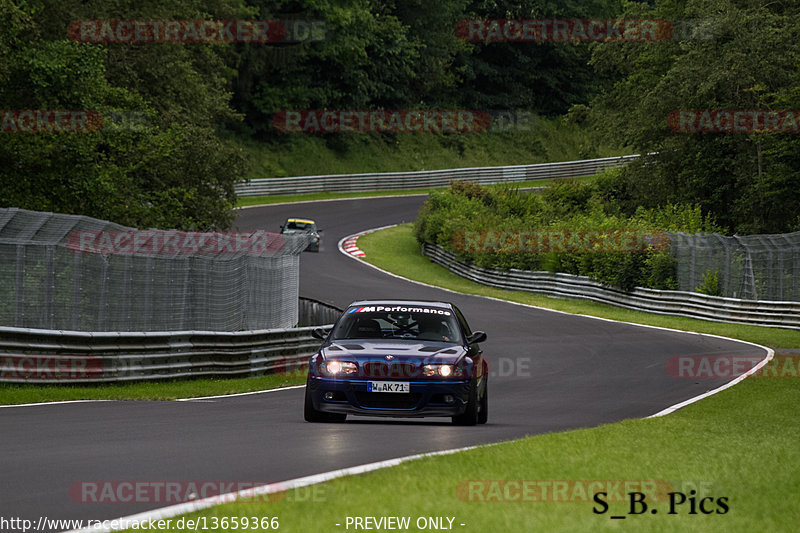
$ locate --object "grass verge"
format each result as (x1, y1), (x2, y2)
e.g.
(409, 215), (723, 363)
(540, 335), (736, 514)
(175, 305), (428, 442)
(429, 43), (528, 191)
(0, 372), (307, 406)
(146, 378), (797, 533)
(157, 224), (798, 532)
(237, 119), (623, 179)
(357, 224), (800, 349)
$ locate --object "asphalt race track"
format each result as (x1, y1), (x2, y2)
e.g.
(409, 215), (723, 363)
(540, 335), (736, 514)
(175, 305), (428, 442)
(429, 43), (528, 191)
(1, 195), (768, 531)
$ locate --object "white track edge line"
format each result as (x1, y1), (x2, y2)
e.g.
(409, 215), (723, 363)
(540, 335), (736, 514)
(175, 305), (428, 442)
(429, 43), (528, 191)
(64, 444), (481, 533)
(337, 225), (775, 419)
(0, 399), (117, 409)
(646, 344), (774, 417)
(175, 384), (306, 401)
(57, 225), (775, 531)
(1, 384), (306, 409)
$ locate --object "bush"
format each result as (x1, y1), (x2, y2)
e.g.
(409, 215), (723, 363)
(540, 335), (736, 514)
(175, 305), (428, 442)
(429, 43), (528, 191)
(644, 253), (679, 290)
(414, 181), (699, 292)
(696, 270), (722, 296)
(541, 179), (594, 218)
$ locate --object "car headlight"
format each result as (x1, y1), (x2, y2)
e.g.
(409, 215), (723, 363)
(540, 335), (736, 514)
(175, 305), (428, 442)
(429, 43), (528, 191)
(422, 364), (458, 377)
(322, 360), (358, 376)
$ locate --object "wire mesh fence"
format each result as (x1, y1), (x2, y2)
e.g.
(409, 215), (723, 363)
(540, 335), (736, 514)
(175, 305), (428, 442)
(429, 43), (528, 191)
(0, 208), (310, 331)
(3, 207), (798, 336)
(669, 231), (800, 301)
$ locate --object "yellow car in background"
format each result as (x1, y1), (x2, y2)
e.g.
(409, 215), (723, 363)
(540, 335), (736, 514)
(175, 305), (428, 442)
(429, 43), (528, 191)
(280, 218), (321, 252)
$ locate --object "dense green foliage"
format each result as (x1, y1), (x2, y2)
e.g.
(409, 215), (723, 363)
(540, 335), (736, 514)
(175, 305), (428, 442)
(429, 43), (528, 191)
(234, 0), (621, 136)
(589, 0), (800, 234)
(414, 175), (720, 290)
(0, 1), (249, 229)
(2, 0), (799, 236)
(1, 0), (618, 229)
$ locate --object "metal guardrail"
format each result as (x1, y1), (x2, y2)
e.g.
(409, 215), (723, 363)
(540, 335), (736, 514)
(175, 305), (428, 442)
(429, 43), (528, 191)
(235, 155), (639, 197)
(0, 298), (342, 384)
(422, 244), (800, 330)
(298, 297), (343, 326)
(0, 325), (328, 384)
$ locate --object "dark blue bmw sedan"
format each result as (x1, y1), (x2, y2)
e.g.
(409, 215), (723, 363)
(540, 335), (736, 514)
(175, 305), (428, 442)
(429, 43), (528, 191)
(304, 300), (488, 425)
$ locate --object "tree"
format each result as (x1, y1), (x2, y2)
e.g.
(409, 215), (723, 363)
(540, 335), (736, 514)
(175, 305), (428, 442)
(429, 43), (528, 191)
(590, 0), (800, 234)
(454, 0), (622, 115)
(0, 0), (248, 230)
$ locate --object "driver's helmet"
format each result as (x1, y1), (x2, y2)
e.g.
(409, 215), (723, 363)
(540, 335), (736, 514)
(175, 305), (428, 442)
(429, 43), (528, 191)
(415, 315), (451, 341)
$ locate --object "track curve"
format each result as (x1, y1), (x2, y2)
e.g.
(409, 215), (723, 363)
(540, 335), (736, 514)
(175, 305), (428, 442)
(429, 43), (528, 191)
(1, 195), (768, 530)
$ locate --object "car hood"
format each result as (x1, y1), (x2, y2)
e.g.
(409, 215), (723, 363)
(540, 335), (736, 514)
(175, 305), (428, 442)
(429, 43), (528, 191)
(321, 341), (466, 364)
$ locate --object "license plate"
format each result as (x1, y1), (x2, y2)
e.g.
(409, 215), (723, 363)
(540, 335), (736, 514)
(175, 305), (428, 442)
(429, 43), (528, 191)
(368, 381), (410, 393)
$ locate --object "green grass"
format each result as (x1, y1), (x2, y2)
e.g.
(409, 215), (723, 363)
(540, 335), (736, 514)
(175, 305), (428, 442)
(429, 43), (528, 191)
(0, 372), (307, 405)
(357, 224), (800, 349)
(235, 176), (596, 208)
(147, 377), (799, 533)
(237, 118), (624, 179)
(156, 223), (799, 532)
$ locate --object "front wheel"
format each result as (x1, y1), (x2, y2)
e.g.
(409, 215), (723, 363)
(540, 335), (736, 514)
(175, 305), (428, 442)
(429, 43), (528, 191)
(478, 376), (488, 424)
(304, 383), (346, 422)
(452, 379), (480, 426)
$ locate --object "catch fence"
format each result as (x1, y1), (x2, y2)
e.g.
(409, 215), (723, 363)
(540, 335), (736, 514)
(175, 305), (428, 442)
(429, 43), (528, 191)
(0, 208), (310, 331)
(670, 231), (800, 301)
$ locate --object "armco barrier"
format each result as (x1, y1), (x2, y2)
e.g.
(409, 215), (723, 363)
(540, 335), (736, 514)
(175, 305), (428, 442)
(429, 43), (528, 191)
(235, 155), (638, 196)
(298, 297), (343, 326)
(0, 297), (342, 384)
(0, 325), (329, 384)
(422, 243), (800, 330)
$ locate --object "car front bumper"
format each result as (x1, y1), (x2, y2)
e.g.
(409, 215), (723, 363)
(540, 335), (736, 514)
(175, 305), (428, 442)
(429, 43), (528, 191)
(307, 375), (473, 418)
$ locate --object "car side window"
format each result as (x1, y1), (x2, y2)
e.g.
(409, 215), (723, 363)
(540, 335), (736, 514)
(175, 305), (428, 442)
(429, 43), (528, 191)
(452, 306), (472, 338)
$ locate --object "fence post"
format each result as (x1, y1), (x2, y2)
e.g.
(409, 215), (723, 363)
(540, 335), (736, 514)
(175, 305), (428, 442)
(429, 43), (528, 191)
(14, 244), (25, 327)
(71, 249), (82, 330)
(44, 245), (55, 330)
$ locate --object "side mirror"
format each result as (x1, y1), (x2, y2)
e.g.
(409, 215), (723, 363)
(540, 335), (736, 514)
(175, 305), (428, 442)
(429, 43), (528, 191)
(317, 229), (324, 233)
(312, 327), (329, 340)
(467, 331), (487, 344)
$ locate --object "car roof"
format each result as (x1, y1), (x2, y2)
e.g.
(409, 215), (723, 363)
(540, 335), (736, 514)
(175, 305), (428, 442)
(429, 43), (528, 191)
(346, 300), (453, 309)
(286, 218), (314, 224)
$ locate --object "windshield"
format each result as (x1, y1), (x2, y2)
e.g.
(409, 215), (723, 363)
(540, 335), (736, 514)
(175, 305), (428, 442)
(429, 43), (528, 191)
(332, 306), (462, 343)
(285, 221), (314, 231)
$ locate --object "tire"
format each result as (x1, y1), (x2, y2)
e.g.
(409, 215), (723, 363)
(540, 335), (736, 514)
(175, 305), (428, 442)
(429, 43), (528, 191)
(304, 383), (346, 422)
(452, 379), (479, 426)
(478, 376), (488, 424)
